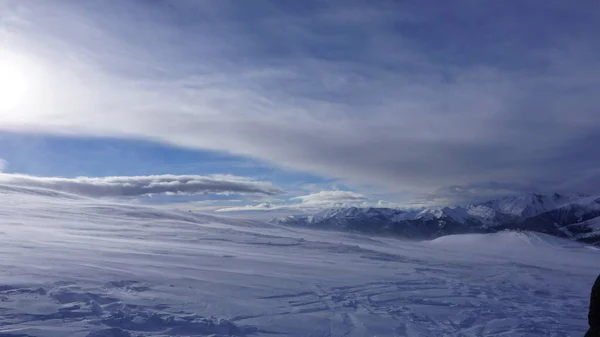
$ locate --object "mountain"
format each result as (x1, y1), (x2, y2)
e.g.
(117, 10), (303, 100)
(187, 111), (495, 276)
(0, 184), (597, 336)
(271, 193), (600, 245)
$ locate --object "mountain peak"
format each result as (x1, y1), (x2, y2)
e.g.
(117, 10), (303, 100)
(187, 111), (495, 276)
(272, 192), (600, 245)
(481, 192), (585, 219)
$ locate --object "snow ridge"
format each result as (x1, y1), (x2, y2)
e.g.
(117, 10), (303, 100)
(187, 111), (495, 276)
(272, 193), (600, 245)
(0, 185), (598, 336)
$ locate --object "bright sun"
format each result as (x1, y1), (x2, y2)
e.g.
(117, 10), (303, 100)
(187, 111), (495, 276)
(0, 52), (38, 112)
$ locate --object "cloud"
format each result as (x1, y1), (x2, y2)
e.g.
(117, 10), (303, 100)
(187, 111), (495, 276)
(0, 159), (6, 172)
(1, 1), (599, 203)
(216, 190), (367, 213)
(554, 169), (600, 196)
(291, 190), (367, 205)
(215, 202), (283, 213)
(408, 181), (541, 207)
(0, 173), (283, 198)
(374, 200), (404, 208)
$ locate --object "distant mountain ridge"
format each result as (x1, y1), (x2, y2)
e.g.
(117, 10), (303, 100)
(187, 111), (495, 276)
(270, 193), (600, 245)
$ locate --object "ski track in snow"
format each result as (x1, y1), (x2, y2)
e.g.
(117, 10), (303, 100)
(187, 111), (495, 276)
(0, 186), (598, 336)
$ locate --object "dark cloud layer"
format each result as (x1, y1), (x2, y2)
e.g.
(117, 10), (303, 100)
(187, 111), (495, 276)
(1, 1), (599, 203)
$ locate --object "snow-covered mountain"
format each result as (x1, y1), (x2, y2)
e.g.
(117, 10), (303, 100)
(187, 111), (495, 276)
(1, 184), (598, 336)
(271, 193), (600, 245)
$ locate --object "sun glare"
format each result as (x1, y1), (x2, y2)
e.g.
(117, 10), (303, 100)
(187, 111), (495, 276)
(0, 52), (39, 112)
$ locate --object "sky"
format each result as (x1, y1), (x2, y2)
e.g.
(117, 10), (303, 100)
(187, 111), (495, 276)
(0, 0), (599, 214)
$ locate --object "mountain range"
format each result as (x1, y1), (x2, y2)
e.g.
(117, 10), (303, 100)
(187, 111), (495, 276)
(270, 193), (600, 245)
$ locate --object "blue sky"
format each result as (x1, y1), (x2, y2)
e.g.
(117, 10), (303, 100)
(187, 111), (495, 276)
(0, 0), (599, 212)
(0, 131), (326, 184)
(0, 131), (347, 211)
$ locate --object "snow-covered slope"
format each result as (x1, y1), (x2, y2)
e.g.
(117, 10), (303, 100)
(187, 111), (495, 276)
(418, 193), (587, 225)
(273, 193), (600, 245)
(0, 186), (599, 336)
(565, 216), (600, 241)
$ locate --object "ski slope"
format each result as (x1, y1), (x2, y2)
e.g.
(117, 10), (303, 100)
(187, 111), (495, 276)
(0, 185), (598, 337)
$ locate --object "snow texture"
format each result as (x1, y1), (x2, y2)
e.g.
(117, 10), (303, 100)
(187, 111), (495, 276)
(273, 193), (600, 245)
(418, 193), (588, 225)
(0, 185), (598, 336)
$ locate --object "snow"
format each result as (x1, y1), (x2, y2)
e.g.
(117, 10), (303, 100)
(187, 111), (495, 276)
(415, 205), (494, 225)
(414, 193), (593, 227)
(0, 185), (599, 336)
(430, 231), (586, 254)
(569, 216), (600, 239)
(389, 210), (420, 222)
(483, 193), (584, 219)
(464, 205), (492, 223)
(276, 194), (600, 240)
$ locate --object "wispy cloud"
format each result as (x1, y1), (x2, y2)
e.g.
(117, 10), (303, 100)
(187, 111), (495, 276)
(0, 173), (283, 198)
(291, 190), (367, 205)
(1, 1), (599, 203)
(216, 190), (368, 213)
(407, 182), (541, 207)
(215, 202), (284, 213)
(0, 159), (6, 172)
